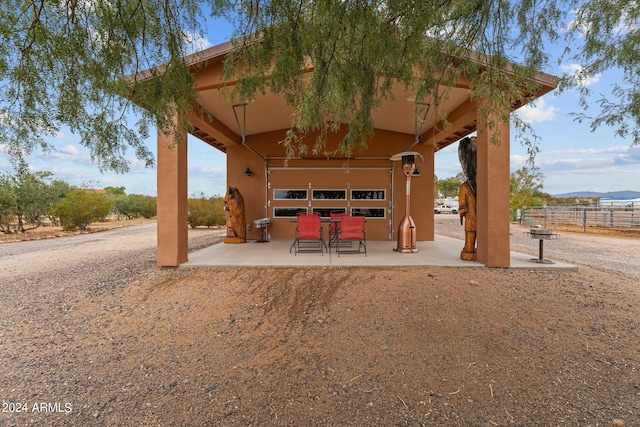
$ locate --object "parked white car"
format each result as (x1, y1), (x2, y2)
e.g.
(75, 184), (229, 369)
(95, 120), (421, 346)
(434, 205), (458, 214)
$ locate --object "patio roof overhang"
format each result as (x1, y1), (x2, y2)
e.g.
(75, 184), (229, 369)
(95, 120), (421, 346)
(179, 40), (557, 154)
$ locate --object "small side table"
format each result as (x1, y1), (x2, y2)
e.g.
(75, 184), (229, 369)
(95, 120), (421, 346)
(524, 228), (559, 264)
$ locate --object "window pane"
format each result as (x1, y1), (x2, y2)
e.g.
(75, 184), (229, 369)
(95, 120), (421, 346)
(312, 190), (346, 200)
(312, 207), (347, 218)
(351, 208), (386, 218)
(351, 190), (386, 200)
(274, 207), (308, 217)
(274, 189), (308, 200)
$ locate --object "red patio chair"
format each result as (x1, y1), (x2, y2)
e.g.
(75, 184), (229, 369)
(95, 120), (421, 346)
(289, 213), (327, 255)
(336, 215), (366, 256)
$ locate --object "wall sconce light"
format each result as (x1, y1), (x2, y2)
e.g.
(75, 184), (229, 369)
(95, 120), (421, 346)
(244, 166), (253, 176)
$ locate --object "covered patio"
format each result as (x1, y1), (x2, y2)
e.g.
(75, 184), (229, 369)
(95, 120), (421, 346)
(182, 235), (576, 270)
(151, 40), (557, 269)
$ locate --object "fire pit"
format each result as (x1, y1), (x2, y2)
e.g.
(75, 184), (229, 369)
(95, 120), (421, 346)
(525, 228), (559, 264)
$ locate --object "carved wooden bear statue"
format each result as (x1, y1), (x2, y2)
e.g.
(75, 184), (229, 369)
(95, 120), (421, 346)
(458, 136), (477, 261)
(223, 186), (246, 244)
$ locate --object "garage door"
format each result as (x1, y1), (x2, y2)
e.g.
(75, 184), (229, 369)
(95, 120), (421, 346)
(268, 166), (392, 241)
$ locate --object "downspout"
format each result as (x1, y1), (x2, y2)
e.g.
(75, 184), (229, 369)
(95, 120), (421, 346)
(390, 163), (394, 241)
(403, 102), (431, 152)
(233, 103), (269, 220)
(394, 102), (430, 241)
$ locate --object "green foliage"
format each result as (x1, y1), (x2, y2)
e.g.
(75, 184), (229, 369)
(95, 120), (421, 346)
(0, 167), (71, 232)
(0, 173), (17, 232)
(0, 0), (206, 172)
(130, 194), (158, 219)
(112, 193), (157, 219)
(52, 189), (113, 231)
(509, 166), (552, 220)
(104, 186), (127, 196)
(435, 174), (465, 198)
(225, 0), (547, 156)
(562, 0), (640, 144)
(1, 0), (639, 172)
(112, 194), (138, 220)
(188, 193), (225, 228)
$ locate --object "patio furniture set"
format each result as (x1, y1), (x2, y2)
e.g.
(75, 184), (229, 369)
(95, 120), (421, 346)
(289, 212), (367, 256)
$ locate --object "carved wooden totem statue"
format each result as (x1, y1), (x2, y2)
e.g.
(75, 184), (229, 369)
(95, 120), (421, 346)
(458, 137), (477, 261)
(223, 186), (247, 244)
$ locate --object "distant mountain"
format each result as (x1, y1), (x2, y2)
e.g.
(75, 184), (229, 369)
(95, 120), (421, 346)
(553, 191), (640, 199)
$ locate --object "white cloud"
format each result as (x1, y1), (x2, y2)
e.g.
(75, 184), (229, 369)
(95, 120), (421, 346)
(42, 144), (81, 161)
(612, 145), (640, 165)
(514, 98), (559, 124)
(59, 144), (79, 156)
(539, 156), (608, 172)
(535, 145), (640, 175)
(560, 63), (601, 87)
(184, 31), (213, 54)
(547, 145), (639, 157)
(510, 154), (529, 170)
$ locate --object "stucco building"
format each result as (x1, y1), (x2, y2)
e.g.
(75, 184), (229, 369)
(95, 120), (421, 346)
(153, 40), (556, 267)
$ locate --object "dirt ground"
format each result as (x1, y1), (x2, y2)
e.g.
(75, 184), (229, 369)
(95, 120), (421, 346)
(1, 223), (639, 426)
(90, 267), (640, 426)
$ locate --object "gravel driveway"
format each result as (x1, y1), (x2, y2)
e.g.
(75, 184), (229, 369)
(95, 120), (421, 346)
(434, 214), (640, 279)
(0, 224), (225, 332)
(0, 223), (224, 281)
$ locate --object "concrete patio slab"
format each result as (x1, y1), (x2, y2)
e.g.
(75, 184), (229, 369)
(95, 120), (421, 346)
(182, 234), (576, 269)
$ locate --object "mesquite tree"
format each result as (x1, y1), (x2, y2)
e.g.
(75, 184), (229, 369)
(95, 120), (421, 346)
(1, 1), (638, 170)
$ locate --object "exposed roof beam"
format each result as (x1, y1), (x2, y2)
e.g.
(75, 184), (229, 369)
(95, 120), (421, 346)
(420, 99), (477, 152)
(187, 105), (241, 149)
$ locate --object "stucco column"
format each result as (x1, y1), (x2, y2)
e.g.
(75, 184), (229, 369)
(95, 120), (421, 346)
(157, 127), (188, 267)
(475, 107), (511, 267)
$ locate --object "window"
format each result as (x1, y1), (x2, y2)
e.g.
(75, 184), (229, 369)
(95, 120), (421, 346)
(351, 189), (386, 200)
(312, 189), (346, 200)
(351, 208), (386, 218)
(274, 207), (308, 218)
(274, 189), (308, 200)
(312, 207), (347, 218)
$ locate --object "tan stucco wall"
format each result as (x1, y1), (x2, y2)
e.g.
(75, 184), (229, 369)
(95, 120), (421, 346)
(224, 127), (436, 242)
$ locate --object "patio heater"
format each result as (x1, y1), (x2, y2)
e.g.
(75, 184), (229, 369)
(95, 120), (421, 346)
(390, 151), (424, 253)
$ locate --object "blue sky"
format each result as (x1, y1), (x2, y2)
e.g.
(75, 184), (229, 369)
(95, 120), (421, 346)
(2, 15), (639, 197)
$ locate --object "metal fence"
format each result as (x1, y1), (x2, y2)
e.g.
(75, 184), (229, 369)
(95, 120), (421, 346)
(521, 206), (640, 232)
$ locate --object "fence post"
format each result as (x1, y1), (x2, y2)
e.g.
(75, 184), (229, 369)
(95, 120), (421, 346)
(583, 208), (587, 233)
(610, 207), (614, 228)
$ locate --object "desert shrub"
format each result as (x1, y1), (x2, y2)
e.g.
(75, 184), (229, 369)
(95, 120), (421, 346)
(0, 174), (16, 233)
(112, 194), (136, 219)
(210, 197), (226, 225)
(52, 189), (113, 230)
(188, 193), (224, 228)
(133, 194), (157, 218)
(110, 192), (157, 219)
